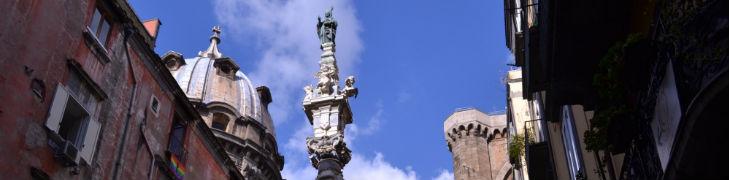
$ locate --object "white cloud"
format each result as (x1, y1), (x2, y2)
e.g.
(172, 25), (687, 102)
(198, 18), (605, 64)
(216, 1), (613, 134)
(281, 165), (318, 180)
(344, 100), (383, 149)
(282, 152), (418, 180)
(362, 100), (384, 135)
(343, 153), (418, 180)
(213, 0), (363, 124)
(506, 53), (515, 65)
(279, 102), (413, 180)
(213, 1), (422, 179)
(284, 122), (313, 155)
(432, 169), (454, 180)
(397, 90), (413, 103)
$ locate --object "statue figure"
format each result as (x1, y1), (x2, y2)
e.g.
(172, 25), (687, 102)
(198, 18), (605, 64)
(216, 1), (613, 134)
(316, 63), (338, 95)
(344, 76), (355, 88)
(304, 85), (314, 100)
(317, 7), (338, 47)
(343, 76), (358, 98)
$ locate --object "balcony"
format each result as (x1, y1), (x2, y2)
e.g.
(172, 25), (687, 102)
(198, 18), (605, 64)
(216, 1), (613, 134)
(524, 119), (555, 180)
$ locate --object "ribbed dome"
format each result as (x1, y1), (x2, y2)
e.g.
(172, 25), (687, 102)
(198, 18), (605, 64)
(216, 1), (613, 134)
(162, 26), (276, 136)
(163, 26), (283, 179)
(171, 57), (263, 120)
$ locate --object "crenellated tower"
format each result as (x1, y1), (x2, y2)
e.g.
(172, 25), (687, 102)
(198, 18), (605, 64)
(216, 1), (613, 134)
(444, 108), (512, 180)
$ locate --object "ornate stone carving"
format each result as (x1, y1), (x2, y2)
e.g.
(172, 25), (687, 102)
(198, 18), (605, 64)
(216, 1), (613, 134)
(305, 133), (351, 168)
(304, 9), (357, 180)
(315, 62), (339, 95)
(198, 26), (223, 59)
(342, 76), (358, 98)
(304, 85), (314, 101)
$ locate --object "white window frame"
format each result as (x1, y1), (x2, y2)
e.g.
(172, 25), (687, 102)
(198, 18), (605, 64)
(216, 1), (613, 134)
(561, 106), (585, 180)
(87, 7), (111, 49)
(45, 83), (102, 166)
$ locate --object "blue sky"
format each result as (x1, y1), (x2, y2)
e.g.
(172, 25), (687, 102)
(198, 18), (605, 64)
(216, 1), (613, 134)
(129, 0), (510, 179)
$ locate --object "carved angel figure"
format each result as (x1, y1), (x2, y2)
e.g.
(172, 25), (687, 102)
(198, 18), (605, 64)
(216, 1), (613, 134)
(345, 76), (355, 88)
(316, 64), (338, 95)
(304, 85), (314, 100)
(343, 76), (358, 98)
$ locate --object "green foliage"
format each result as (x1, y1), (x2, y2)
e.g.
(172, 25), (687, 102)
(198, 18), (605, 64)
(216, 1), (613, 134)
(509, 134), (526, 167)
(584, 34), (644, 151)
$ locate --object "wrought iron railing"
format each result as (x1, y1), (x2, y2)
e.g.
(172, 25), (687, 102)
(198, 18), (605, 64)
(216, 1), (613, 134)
(524, 118), (546, 145)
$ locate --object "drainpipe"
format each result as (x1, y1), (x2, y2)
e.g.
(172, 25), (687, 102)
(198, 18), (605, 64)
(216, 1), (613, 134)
(111, 23), (139, 180)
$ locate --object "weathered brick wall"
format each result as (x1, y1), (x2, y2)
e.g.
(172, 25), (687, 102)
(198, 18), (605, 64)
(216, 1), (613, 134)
(0, 0), (115, 179)
(0, 0), (236, 179)
(488, 135), (509, 179)
(185, 127), (229, 180)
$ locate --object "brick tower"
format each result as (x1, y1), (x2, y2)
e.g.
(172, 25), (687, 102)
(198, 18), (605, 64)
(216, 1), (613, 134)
(444, 108), (512, 180)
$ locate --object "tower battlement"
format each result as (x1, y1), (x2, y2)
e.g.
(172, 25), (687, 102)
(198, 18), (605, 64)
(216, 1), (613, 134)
(444, 108), (512, 180)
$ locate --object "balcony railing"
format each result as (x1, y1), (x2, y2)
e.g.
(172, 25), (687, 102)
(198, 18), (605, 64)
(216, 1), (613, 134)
(524, 118), (546, 145)
(524, 118), (555, 180)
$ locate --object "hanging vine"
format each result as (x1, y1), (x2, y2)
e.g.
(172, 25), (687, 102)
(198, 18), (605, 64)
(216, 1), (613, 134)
(584, 34), (645, 151)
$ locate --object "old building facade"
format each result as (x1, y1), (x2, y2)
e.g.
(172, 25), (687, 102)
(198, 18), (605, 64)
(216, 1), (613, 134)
(444, 108), (511, 180)
(503, 0), (729, 179)
(505, 69), (544, 180)
(0, 0), (282, 179)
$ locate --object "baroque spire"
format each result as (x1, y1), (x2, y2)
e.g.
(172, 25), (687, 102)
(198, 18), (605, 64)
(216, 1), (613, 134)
(302, 8), (359, 180)
(199, 26), (223, 58)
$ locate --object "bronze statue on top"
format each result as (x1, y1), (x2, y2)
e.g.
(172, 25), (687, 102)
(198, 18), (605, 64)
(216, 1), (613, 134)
(317, 7), (338, 48)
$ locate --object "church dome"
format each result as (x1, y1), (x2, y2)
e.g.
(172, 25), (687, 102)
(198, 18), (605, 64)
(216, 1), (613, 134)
(162, 26), (276, 136)
(171, 56), (265, 125)
(163, 26), (283, 179)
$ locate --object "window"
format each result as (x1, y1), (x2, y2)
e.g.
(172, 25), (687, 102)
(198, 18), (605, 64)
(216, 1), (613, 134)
(561, 106), (585, 180)
(165, 60), (178, 70)
(168, 115), (187, 162)
(88, 8), (111, 47)
(57, 96), (89, 148)
(214, 59), (239, 79)
(216, 64), (236, 79)
(45, 73), (102, 165)
(31, 78), (46, 101)
(149, 96), (160, 116)
(651, 61), (682, 170)
(211, 113), (230, 131)
(30, 167), (50, 180)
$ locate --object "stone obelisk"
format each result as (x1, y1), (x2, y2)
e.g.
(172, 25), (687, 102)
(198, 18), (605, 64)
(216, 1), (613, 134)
(303, 8), (359, 180)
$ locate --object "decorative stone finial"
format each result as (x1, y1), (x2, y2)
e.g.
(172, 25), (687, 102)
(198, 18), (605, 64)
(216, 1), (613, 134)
(199, 26), (223, 58)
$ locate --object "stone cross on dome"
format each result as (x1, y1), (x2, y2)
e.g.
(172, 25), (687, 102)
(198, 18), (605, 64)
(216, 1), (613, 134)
(199, 26), (223, 59)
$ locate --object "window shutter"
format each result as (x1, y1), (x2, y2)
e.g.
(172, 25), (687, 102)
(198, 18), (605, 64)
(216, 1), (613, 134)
(46, 85), (69, 132)
(80, 118), (101, 164)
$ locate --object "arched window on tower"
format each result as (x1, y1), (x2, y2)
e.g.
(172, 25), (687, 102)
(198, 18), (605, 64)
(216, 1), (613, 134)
(212, 113), (230, 131)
